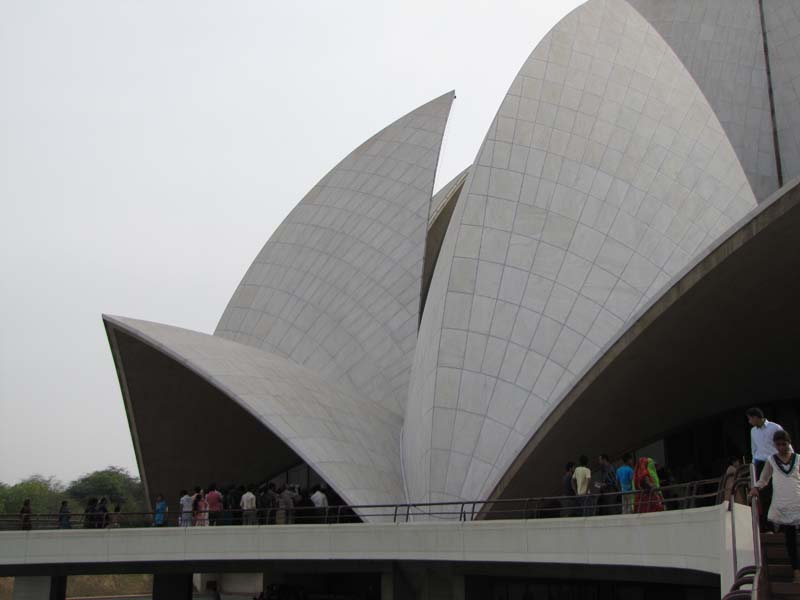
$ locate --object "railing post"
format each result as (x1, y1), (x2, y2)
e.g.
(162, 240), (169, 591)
(749, 463), (762, 571)
(729, 494), (739, 577)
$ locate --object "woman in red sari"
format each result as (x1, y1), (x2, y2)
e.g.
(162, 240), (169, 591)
(634, 457), (664, 513)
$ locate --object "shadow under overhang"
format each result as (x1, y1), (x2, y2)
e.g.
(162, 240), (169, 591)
(490, 178), (800, 502)
(104, 322), (302, 508)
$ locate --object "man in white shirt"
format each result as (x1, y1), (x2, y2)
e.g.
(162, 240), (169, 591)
(572, 455), (593, 516)
(179, 490), (193, 527)
(310, 487), (329, 508)
(747, 407), (784, 529)
(240, 486), (257, 525)
(310, 486), (329, 524)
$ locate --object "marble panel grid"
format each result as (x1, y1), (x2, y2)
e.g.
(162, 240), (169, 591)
(403, 0), (757, 506)
(216, 93), (455, 418)
(107, 316), (404, 518)
(628, 0), (778, 201)
(763, 0), (800, 185)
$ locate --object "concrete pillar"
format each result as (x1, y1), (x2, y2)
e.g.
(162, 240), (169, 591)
(263, 565), (285, 597)
(12, 576), (66, 600)
(193, 572), (219, 594)
(152, 573), (192, 600)
(451, 574), (464, 600)
(220, 572), (264, 595)
(381, 571), (394, 600)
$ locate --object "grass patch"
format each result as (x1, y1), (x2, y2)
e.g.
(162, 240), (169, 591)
(0, 574), (152, 599)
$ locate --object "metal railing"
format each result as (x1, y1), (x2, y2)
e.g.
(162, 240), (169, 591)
(1, 477), (723, 531)
(723, 464), (764, 600)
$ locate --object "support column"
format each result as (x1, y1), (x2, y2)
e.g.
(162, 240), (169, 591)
(381, 571), (394, 600)
(220, 573), (264, 595)
(12, 576), (66, 600)
(152, 573), (193, 600)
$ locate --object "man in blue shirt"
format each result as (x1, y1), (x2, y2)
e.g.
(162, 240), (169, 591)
(153, 494), (168, 527)
(616, 453), (635, 514)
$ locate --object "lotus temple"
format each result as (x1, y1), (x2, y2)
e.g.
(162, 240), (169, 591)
(6, 0), (799, 599)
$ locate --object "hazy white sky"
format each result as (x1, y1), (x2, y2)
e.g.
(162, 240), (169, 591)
(0, 0), (581, 484)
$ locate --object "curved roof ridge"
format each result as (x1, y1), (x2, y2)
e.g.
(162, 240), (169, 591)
(104, 315), (404, 520)
(215, 92), (456, 418)
(403, 0), (757, 506)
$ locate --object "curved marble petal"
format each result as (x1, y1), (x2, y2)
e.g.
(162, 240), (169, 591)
(105, 315), (404, 520)
(627, 0), (778, 201)
(216, 92), (455, 418)
(404, 0), (757, 505)
(763, 0), (800, 185)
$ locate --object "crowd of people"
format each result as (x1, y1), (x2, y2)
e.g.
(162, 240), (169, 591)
(154, 482), (337, 528)
(18, 497), (123, 530)
(560, 453), (668, 517)
(14, 407), (799, 584)
(555, 407), (799, 583)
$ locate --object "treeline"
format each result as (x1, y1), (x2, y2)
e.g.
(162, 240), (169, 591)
(0, 467), (147, 515)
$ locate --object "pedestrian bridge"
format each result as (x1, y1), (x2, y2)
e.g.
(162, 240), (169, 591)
(0, 504), (754, 599)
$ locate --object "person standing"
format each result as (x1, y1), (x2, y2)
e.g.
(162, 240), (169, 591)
(241, 485), (257, 525)
(276, 484), (301, 524)
(310, 486), (329, 523)
(109, 504), (122, 528)
(597, 454), (618, 514)
(750, 430), (800, 583)
(747, 407), (785, 530)
(153, 494), (168, 527)
(616, 454), (635, 514)
(19, 499), (32, 531)
(179, 490), (193, 527)
(83, 498), (97, 529)
(561, 462), (576, 517)
(95, 498), (109, 528)
(58, 500), (71, 529)
(206, 484), (223, 526)
(266, 483), (280, 524)
(230, 486), (244, 525)
(723, 457), (743, 503)
(633, 457), (664, 513)
(572, 455), (592, 516)
(194, 490), (209, 526)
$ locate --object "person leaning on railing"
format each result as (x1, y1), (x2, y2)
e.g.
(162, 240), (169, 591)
(153, 494), (168, 527)
(58, 500), (71, 529)
(616, 454), (635, 514)
(19, 499), (32, 531)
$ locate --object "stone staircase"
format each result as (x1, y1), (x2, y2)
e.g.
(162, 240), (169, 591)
(762, 531), (799, 599)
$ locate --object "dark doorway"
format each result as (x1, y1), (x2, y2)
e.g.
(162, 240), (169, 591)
(466, 576), (718, 600)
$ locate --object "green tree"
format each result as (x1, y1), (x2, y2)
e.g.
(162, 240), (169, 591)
(0, 476), (65, 515)
(66, 467), (146, 512)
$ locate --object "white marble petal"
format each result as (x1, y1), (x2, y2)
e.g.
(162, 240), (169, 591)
(216, 93), (455, 418)
(403, 0), (757, 506)
(628, 0), (778, 201)
(107, 315), (404, 520)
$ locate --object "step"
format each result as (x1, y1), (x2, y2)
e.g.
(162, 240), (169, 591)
(768, 564), (795, 580)
(770, 580), (800, 598)
(761, 532), (786, 545)
(765, 544), (789, 560)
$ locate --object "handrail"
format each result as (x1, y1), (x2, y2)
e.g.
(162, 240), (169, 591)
(730, 492), (739, 577)
(724, 463), (764, 600)
(1, 477), (723, 530)
(748, 463), (763, 600)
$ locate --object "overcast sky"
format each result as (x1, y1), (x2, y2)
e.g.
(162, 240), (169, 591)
(0, 0), (582, 485)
